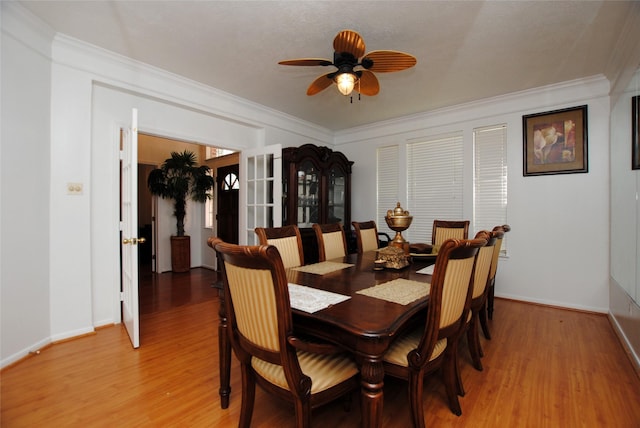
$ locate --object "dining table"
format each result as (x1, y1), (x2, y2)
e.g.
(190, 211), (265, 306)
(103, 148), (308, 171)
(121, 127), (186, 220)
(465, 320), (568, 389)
(215, 249), (437, 428)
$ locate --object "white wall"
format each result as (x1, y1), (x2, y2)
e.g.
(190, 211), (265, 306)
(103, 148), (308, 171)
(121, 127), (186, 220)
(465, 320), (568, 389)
(609, 69), (640, 368)
(336, 77), (611, 312)
(1, 3), (54, 365)
(0, 4), (334, 367)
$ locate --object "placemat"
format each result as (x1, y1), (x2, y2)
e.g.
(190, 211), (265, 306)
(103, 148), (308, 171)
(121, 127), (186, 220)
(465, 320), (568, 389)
(292, 261), (354, 275)
(416, 264), (435, 275)
(356, 278), (430, 305)
(288, 283), (350, 313)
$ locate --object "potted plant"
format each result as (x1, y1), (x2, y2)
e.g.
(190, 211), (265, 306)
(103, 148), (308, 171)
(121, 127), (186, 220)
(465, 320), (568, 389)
(147, 150), (215, 272)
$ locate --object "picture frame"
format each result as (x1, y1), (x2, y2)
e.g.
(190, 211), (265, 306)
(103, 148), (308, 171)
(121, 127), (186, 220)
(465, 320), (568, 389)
(522, 105), (588, 176)
(633, 95), (639, 170)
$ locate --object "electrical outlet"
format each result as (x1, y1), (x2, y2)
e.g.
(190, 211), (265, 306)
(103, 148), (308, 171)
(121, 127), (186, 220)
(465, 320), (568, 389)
(67, 182), (83, 195)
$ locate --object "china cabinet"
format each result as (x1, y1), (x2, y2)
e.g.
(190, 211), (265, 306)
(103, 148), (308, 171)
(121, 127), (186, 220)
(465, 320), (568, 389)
(282, 144), (353, 262)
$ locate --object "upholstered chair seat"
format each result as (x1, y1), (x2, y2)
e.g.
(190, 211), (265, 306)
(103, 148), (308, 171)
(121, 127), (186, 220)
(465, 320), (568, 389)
(252, 350), (358, 394)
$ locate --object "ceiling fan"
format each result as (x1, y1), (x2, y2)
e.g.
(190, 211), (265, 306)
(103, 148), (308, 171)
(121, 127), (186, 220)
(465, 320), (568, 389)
(278, 29), (417, 97)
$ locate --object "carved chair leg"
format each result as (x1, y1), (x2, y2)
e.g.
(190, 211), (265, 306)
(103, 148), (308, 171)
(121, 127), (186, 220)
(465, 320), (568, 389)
(443, 344), (463, 416)
(408, 370), (426, 428)
(487, 283), (495, 320)
(467, 313), (484, 371)
(239, 365), (256, 428)
(479, 300), (492, 341)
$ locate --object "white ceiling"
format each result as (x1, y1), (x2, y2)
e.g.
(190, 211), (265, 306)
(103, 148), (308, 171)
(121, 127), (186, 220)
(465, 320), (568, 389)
(19, 1), (640, 131)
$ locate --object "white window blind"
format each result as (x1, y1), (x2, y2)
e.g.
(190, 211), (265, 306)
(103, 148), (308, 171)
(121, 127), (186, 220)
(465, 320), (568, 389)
(473, 124), (508, 253)
(376, 145), (399, 236)
(407, 133), (464, 243)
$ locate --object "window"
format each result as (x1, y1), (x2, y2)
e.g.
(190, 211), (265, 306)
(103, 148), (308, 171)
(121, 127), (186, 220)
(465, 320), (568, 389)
(376, 127), (507, 251)
(376, 145), (399, 234)
(205, 146), (235, 159)
(222, 172), (239, 191)
(473, 124), (508, 253)
(406, 133), (464, 243)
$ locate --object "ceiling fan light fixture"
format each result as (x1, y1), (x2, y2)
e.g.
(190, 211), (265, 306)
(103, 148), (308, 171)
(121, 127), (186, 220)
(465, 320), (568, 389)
(335, 72), (357, 96)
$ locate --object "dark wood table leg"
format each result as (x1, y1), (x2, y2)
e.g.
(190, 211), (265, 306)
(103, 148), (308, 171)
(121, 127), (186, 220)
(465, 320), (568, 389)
(215, 282), (232, 409)
(360, 358), (384, 428)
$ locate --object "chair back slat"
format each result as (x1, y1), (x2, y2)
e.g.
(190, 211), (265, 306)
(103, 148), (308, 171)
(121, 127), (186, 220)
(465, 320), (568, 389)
(488, 229), (506, 281)
(439, 257), (476, 328)
(471, 231), (497, 299)
(322, 231), (347, 260)
(255, 225), (304, 268)
(224, 263), (280, 351)
(434, 227), (466, 245)
(313, 223), (348, 262)
(352, 220), (381, 253)
(432, 220), (470, 245)
(268, 236), (303, 269)
(360, 228), (380, 253)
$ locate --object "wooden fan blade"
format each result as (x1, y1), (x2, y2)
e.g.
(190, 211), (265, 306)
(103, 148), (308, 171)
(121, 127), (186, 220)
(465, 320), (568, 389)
(333, 30), (366, 58)
(363, 50), (417, 72)
(307, 73), (334, 95)
(355, 70), (379, 96)
(279, 58), (333, 66)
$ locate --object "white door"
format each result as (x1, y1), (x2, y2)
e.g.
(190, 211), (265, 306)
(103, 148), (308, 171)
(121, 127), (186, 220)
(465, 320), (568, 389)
(239, 144), (282, 245)
(121, 109), (140, 348)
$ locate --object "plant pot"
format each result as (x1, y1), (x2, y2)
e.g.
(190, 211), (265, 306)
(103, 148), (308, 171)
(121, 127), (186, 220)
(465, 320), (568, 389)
(170, 236), (191, 273)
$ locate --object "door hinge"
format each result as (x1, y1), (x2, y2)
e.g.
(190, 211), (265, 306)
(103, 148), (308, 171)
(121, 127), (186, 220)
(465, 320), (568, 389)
(120, 292), (125, 301)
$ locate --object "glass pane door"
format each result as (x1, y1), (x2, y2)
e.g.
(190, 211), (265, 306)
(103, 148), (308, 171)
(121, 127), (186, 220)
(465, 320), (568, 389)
(328, 166), (346, 224)
(296, 160), (319, 227)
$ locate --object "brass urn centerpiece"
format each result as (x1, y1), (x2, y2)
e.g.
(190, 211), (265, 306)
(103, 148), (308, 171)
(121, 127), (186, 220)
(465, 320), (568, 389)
(385, 202), (413, 251)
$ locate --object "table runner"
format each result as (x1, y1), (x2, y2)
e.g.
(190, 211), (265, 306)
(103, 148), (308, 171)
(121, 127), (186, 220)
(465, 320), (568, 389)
(292, 261), (354, 275)
(288, 283), (350, 313)
(357, 278), (430, 305)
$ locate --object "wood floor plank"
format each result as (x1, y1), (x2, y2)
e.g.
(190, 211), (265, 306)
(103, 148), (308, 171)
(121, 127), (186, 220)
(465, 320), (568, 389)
(2, 268), (639, 427)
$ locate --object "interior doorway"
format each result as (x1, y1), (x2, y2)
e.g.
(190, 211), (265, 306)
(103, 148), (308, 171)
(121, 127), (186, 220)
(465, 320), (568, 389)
(216, 164), (240, 245)
(138, 164), (156, 276)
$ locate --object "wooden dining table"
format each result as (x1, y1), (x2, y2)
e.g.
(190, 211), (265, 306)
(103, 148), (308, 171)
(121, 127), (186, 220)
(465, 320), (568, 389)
(215, 250), (436, 428)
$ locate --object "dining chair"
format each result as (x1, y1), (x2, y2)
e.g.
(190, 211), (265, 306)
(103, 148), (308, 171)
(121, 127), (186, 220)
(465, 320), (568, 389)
(432, 220), (470, 246)
(463, 230), (497, 372)
(312, 223), (348, 262)
(382, 237), (487, 425)
(351, 220), (390, 253)
(210, 237), (359, 428)
(254, 225), (305, 269)
(483, 224), (510, 330)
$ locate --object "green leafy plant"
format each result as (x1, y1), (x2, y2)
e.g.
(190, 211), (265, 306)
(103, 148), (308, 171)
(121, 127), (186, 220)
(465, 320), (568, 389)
(147, 150), (214, 237)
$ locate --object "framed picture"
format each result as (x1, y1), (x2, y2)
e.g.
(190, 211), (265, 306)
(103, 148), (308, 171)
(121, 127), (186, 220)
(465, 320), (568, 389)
(633, 95), (639, 170)
(523, 105), (588, 176)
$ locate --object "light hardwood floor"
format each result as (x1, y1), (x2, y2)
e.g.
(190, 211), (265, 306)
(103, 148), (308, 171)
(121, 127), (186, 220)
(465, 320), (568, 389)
(2, 268), (640, 427)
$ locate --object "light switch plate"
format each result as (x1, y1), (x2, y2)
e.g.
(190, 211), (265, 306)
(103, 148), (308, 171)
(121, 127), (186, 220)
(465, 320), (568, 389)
(67, 182), (83, 195)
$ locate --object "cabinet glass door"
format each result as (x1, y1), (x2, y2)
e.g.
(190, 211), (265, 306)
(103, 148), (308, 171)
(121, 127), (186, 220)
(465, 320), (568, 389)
(296, 160), (319, 227)
(328, 166), (346, 224)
